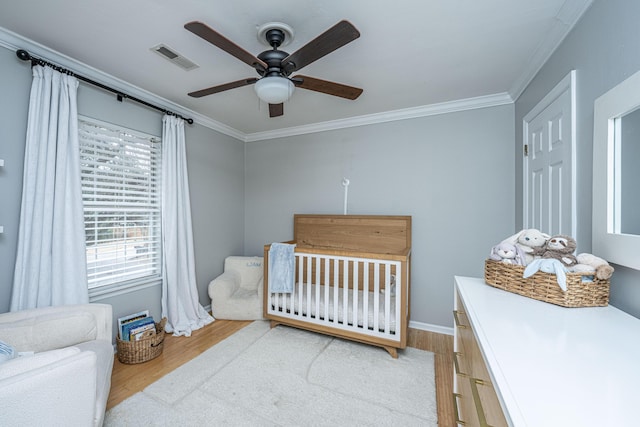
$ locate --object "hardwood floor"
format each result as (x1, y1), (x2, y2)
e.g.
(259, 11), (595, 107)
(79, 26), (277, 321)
(108, 321), (454, 426)
(107, 319), (251, 409)
(407, 327), (455, 427)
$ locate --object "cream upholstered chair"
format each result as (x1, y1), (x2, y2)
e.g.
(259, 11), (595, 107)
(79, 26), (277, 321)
(208, 256), (264, 320)
(0, 303), (113, 427)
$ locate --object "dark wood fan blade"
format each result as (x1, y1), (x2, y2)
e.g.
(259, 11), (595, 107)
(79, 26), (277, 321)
(269, 103), (284, 117)
(188, 78), (258, 98)
(293, 75), (363, 100)
(184, 21), (267, 71)
(282, 20), (359, 73)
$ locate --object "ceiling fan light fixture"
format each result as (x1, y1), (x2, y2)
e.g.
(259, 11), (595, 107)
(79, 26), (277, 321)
(254, 76), (294, 104)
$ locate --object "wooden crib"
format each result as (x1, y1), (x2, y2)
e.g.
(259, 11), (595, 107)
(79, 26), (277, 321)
(263, 214), (411, 358)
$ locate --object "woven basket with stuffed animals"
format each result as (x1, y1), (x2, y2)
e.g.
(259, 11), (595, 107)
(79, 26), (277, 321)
(485, 229), (612, 307)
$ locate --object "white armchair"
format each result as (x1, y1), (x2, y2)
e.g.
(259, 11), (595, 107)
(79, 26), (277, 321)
(0, 304), (114, 427)
(208, 256), (264, 320)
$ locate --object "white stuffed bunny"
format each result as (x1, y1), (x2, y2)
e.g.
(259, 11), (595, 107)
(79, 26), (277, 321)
(502, 229), (550, 265)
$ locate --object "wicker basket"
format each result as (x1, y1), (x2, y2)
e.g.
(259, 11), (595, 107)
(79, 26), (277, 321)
(484, 260), (610, 308)
(116, 318), (166, 364)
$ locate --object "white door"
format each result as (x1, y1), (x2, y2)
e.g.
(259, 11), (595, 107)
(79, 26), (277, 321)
(523, 71), (576, 237)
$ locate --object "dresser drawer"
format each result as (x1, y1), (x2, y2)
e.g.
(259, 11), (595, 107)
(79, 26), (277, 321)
(454, 294), (474, 362)
(454, 363), (507, 426)
(454, 289), (508, 427)
(453, 348), (474, 426)
(453, 374), (474, 426)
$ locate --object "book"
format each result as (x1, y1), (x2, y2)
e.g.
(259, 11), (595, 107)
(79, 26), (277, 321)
(117, 310), (150, 340)
(129, 321), (156, 341)
(132, 328), (156, 341)
(121, 317), (155, 342)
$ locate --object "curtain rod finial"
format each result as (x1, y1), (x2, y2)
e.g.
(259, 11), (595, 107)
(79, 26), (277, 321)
(16, 49), (31, 61)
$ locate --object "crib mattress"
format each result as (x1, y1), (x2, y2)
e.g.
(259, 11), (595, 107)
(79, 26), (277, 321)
(269, 283), (397, 333)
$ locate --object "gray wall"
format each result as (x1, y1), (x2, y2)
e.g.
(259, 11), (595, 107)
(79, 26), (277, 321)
(245, 105), (515, 328)
(0, 45), (245, 337)
(185, 122), (245, 307)
(0, 48), (31, 313)
(515, 0), (640, 318)
(0, 47), (30, 312)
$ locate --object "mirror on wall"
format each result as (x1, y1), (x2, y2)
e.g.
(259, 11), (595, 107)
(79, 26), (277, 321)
(593, 69), (640, 270)
(617, 109), (640, 235)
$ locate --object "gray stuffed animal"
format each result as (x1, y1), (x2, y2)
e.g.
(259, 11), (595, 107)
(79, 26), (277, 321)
(541, 235), (578, 267)
(489, 242), (526, 265)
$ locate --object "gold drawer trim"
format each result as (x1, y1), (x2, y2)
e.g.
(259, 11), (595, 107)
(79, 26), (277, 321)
(452, 393), (467, 425)
(453, 310), (467, 329)
(453, 352), (468, 377)
(470, 378), (492, 427)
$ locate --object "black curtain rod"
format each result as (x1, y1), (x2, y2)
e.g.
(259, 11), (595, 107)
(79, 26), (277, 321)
(16, 49), (194, 125)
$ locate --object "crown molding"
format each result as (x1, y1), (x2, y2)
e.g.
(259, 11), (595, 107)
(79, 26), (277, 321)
(509, 0), (593, 101)
(0, 26), (245, 141)
(244, 92), (514, 142)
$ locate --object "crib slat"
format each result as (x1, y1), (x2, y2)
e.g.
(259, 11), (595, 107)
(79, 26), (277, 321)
(384, 264), (391, 334)
(306, 255), (312, 318)
(363, 261), (369, 330)
(395, 266), (401, 335)
(333, 259), (339, 325)
(324, 257), (330, 324)
(275, 292), (280, 314)
(297, 254), (303, 316)
(342, 260), (349, 326)
(373, 262), (380, 332)
(314, 255), (321, 320)
(352, 260), (359, 329)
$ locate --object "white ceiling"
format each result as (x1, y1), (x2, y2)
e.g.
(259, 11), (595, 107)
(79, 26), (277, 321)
(0, 0), (592, 138)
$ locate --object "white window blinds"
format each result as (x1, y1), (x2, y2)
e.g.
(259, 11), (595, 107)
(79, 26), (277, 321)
(78, 117), (162, 289)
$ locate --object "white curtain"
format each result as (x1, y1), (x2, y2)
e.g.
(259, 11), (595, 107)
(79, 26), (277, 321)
(161, 115), (214, 336)
(11, 65), (88, 310)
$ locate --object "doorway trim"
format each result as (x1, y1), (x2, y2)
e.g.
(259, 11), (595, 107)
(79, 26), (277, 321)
(522, 70), (577, 238)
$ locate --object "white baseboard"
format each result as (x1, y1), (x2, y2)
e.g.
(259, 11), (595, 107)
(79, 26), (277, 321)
(409, 320), (454, 336)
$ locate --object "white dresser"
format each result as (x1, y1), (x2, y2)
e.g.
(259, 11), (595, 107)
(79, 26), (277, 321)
(453, 276), (640, 426)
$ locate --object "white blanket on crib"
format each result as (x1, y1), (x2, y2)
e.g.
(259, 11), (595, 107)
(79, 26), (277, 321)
(268, 243), (296, 293)
(270, 283), (397, 333)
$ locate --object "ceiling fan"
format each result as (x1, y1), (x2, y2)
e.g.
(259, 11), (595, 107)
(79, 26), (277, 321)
(184, 20), (363, 118)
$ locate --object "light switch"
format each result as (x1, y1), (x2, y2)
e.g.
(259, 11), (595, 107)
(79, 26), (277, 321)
(0, 159), (4, 167)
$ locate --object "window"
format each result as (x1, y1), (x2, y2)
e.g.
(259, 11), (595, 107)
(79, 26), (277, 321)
(78, 117), (162, 295)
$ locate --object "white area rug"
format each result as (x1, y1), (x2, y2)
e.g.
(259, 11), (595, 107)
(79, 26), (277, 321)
(104, 321), (437, 426)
